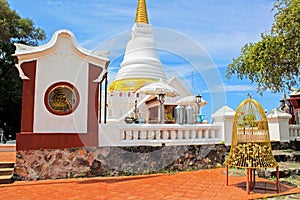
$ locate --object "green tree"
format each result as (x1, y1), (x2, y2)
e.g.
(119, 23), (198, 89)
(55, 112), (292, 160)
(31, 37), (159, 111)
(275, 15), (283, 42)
(226, 0), (300, 94)
(0, 0), (46, 140)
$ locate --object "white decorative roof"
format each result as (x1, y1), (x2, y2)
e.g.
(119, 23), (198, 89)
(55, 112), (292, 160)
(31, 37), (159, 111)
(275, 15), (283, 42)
(165, 77), (191, 97)
(13, 29), (110, 80)
(14, 29), (109, 61)
(289, 88), (300, 96)
(267, 108), (292, 119)
(211, 106), (235, 118)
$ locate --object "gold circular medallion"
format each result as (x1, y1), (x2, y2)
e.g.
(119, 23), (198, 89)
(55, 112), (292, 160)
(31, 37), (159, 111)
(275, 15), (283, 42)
(44, 82), (79, 115)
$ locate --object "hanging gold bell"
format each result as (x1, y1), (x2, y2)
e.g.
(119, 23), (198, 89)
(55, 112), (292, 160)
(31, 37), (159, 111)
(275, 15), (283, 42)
(224, 98), (278, 169)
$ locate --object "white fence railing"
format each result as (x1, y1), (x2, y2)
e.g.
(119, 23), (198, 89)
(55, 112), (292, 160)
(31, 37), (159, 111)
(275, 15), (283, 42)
(99, 107), (300, 147)
(289, 125), (300, 141)
(99, 124), (223, 147)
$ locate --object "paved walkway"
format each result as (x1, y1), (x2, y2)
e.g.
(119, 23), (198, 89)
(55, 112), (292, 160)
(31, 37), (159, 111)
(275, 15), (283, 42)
(1, 151), (300, 199)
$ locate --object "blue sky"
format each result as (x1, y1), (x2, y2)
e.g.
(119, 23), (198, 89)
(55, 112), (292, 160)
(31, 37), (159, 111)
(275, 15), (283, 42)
(8, 0), (284, 120)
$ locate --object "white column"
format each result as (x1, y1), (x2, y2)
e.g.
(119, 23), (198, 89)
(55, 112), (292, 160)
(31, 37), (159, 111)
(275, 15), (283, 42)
(268, 108), (292, 142)
(211, 106), (235, 145)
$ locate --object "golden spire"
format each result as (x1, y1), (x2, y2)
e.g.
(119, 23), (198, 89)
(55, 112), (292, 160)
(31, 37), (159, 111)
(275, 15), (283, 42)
(135, 0), (149, 24)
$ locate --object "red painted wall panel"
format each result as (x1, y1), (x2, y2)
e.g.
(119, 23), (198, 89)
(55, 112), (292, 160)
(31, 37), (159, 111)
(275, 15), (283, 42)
(17, 62), (103, 150)
(86, 63), (103, 146)
(20, 60), (36, 133)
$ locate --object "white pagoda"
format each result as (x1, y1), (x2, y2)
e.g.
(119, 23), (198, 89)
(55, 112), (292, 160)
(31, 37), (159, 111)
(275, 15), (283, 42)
(106, 0), (197, 124)
(109, 0), (166, 92)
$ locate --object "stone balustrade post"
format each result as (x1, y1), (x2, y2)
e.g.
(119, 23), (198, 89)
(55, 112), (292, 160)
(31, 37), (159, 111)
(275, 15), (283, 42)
(267, 108), (292, 142)
(211, 106), (235, 145)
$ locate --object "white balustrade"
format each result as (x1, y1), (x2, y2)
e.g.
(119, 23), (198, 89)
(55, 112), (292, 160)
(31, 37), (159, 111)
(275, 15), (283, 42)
(99, 106), (300, 147)
(289, 125), (300, 141)
(99, 124), (222, 146)
(205, 130), (209, 139)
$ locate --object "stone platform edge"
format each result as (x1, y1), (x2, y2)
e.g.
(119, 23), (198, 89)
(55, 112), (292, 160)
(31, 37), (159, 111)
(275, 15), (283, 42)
(14, 144), (227, 181)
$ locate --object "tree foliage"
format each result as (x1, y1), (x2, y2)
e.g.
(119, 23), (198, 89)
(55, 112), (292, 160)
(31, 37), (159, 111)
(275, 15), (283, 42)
(0, 0), (46, 139)
(226, 0), (300, 94)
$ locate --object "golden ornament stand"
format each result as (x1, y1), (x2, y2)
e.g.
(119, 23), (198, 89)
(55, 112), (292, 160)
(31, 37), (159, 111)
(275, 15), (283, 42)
(224, 97), (280, 194)
(226, 165), (279, 194)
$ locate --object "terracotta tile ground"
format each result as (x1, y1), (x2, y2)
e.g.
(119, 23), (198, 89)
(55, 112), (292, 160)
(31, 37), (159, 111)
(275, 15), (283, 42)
(0, 152), (16, 162)
(1, 151), (300, 200)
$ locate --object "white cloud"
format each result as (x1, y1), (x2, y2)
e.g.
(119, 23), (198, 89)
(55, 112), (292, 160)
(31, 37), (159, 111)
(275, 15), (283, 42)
(204, 84), (256, 93)
(92, 2), (134, 19)
(46, 1), (62, 6)
(224, 85), (257, 92)
(149, 1), (274, 66)
(93, 31), (130, 58)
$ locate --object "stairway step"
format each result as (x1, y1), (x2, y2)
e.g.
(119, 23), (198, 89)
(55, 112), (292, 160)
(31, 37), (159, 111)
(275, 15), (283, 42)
(0, 148), (15, 152)
(0, 144), (16, 152)
(0, 162), (14, 168)
(0, 175), (13, 184)
(0, 168), (14, 176)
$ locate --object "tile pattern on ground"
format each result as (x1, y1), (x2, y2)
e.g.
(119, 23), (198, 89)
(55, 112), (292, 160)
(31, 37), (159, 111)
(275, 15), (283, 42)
(1, 150), (300, 199)
(0, 168), (299, 200)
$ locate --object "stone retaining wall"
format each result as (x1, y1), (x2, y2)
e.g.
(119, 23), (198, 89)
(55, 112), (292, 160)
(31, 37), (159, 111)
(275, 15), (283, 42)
(14, 144), (227, 181)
